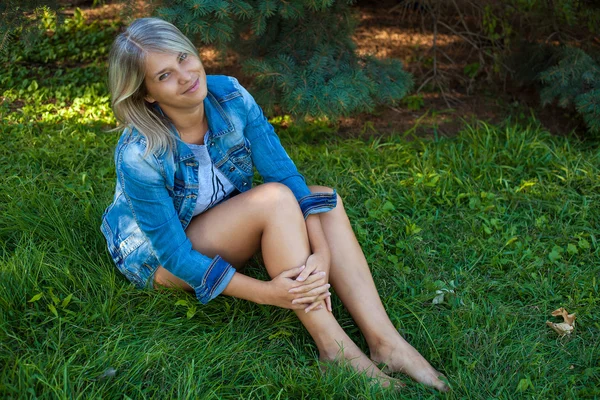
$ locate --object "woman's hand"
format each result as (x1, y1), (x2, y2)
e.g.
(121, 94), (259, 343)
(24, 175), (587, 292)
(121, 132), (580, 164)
(265, 265), (330, 310)
(294, 253), (328, 281)
(294, 252), (332, 313)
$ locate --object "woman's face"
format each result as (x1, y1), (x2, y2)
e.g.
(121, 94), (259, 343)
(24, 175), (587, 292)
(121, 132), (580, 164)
(143, 50), (207, 111)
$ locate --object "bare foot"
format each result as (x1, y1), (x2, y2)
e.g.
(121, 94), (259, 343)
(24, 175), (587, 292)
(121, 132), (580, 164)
(370, 337), (449, 392)
(319, 342), (404, 390)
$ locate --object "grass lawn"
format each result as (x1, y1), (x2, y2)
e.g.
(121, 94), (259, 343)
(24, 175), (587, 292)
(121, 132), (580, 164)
(1, 10), (599, 399)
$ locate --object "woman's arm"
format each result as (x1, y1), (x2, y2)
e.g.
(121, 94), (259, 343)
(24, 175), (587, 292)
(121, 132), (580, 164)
(118, 141), (234, 304)
(222, 272), (269, 304)
(233, 77), (337, 219)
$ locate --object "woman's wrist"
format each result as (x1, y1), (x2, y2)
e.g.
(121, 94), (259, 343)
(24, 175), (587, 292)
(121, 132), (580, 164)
(222, 272), (271, 305)
(258, 279), (274, 305)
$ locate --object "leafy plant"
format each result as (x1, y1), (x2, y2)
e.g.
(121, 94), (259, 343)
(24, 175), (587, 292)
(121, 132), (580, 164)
(402, 94), (425, 111)
(1, 7), (119, 64)
(28, 288), (77, 318)
(152, 0), (413, 118)
(539, 47), (600, 134)
(431, 280), (463, 307)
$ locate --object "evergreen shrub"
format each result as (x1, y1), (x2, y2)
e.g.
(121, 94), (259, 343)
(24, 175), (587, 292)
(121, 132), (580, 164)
(417, 0), (600, 137)
(154, 0), (413, 118)
(538, 47), (600, 135)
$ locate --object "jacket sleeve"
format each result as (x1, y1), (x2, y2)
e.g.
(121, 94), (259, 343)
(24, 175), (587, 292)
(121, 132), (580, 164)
(233, 79), (337, 218)
(117, 142), (235, 304)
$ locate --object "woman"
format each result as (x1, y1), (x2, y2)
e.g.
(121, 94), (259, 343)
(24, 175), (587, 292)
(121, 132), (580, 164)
(101, 17), (448, 391)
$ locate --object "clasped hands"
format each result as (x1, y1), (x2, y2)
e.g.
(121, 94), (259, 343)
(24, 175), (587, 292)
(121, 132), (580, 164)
(268, 252), (332, 313)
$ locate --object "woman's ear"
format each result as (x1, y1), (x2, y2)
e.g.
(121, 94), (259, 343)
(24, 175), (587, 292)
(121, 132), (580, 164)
(145, 95), (156, 104)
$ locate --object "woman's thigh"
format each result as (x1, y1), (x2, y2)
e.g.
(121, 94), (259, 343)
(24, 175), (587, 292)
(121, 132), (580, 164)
(154, 182), (294, 288)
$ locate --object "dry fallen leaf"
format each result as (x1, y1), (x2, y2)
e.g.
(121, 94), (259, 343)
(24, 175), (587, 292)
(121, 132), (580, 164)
(551, 307), (576, 325)
(546, 307), (576, 336)
(546, 321), (574, 336)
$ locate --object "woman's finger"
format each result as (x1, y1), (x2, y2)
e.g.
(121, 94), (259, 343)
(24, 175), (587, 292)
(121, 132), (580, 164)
(293, 283), (330, 301)
(295, 263), (318, 282)
(299, 270), (327, 285)
(292, 289), (331, 305)
(288, 273), (326, 293)
(304, 302), (324, 313)
(325, 296), (332, 312)
(279, 264), (305, 279)
(304, 292), (333, 312)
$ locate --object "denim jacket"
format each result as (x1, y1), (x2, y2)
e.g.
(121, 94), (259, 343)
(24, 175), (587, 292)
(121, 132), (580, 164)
(101, 75), (337, 304)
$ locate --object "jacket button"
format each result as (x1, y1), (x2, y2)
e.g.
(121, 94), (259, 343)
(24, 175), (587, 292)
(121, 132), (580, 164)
(229, 166), (235, 172)
(243, 182), (247, 186)
(210, 142), (214, 146)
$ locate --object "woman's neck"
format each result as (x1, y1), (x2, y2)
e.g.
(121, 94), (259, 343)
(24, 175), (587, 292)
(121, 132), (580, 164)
(162, 103), (208, 145)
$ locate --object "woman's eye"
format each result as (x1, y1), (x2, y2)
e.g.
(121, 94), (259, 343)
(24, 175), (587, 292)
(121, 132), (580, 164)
(159, 73), (169, 81)
(178, 53), (188, 62)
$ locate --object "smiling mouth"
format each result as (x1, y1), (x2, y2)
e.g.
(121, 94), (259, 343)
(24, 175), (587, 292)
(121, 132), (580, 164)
(183, 78), (200, 94)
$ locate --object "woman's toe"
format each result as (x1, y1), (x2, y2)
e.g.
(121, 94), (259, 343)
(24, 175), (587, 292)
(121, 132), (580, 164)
(433, 375), (450, 392)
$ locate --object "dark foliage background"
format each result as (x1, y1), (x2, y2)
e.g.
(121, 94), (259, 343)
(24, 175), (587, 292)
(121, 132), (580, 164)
(2, 0), (599, 134)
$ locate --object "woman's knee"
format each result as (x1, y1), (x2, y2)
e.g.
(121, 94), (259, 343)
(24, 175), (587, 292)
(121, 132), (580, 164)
(257, 182), (300, 214)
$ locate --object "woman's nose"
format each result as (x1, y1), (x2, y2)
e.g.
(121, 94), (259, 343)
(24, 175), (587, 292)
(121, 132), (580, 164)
(179, 69), (192, 84)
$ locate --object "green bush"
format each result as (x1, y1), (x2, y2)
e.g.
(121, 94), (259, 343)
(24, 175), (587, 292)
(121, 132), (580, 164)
(1, 8), (118, 65)
(475, 0), (600, 136)
(393, 0), (600, 136)
(539, 47), (600, 135)
(153, 0), (413, 118)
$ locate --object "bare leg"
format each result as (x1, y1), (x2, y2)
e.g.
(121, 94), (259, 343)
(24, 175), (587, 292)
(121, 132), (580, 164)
(153, 183), (395, 386)
(309, 186), (449, 392)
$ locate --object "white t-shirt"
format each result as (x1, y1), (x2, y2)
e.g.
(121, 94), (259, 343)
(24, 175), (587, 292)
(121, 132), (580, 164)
(186, 133), (236, 217)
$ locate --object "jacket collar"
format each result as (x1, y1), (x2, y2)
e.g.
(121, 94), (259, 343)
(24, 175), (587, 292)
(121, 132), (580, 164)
(204, 91), (234, 138)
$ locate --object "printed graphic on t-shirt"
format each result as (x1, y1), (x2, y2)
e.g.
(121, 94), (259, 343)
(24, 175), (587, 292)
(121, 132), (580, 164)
(187, 134), (235, 217)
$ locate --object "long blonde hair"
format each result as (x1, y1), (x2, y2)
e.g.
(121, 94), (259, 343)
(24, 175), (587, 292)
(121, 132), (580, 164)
(108, 17), (200, 155)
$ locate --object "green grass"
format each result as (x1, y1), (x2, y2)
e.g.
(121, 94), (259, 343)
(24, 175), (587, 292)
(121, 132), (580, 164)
(1, 10), (600, 399)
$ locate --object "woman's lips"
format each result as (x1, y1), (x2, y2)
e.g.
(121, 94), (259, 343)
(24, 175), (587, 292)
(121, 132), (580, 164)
(184, 78), (199, 94)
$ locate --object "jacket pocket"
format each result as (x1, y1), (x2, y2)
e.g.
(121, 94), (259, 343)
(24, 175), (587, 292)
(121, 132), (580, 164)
(101, 219), (146, 287)
(115, 237), (149, 288)
(228, 137), (253, 174)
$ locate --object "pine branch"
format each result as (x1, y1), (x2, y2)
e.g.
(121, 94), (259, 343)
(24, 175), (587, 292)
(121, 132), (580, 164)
(151, 0), (414, 118)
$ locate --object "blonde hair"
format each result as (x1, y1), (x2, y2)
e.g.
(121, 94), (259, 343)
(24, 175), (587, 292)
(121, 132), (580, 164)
(108, 17), (200, 155)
